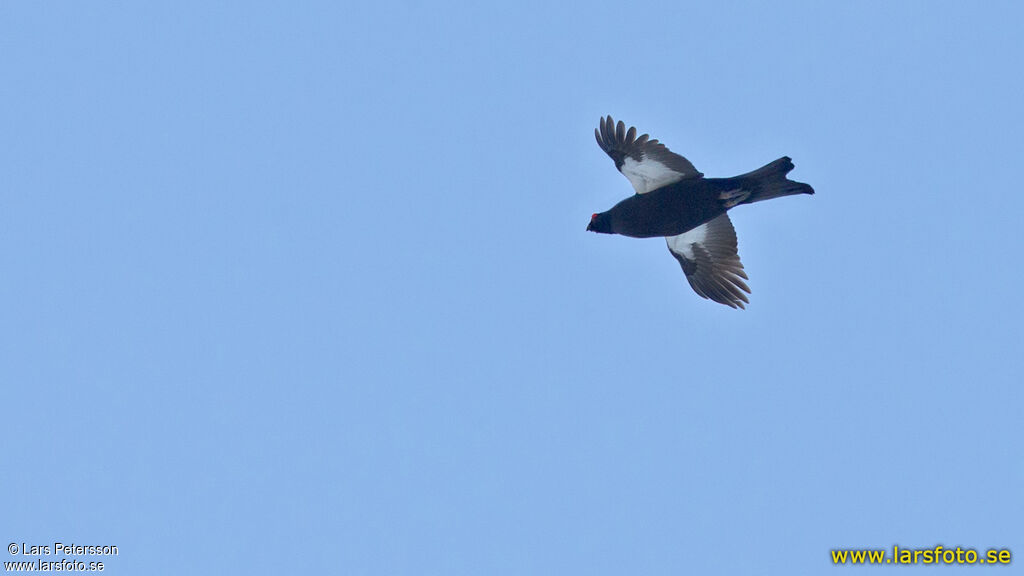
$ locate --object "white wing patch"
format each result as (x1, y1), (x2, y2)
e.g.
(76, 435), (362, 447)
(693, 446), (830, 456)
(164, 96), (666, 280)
(621, 156), (685, 195)
(665, 223), (709, 260)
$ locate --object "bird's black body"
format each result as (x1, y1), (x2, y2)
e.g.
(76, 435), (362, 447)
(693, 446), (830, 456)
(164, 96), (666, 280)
(590, 177), (742, 238)
(588, 156), (814, 238)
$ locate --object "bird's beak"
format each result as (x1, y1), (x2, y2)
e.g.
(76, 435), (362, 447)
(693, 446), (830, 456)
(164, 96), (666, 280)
(586, 221), (593, 232)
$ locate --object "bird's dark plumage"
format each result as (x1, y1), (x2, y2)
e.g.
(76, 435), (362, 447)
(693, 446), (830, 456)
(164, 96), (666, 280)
(588, 116), (814, 308)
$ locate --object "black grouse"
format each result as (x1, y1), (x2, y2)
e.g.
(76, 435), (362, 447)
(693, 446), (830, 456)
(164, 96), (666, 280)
(588, 115), (814, 309)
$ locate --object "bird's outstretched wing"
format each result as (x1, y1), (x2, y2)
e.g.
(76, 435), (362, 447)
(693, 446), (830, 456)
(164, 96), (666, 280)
(666, 214), (750, 309)
(595, 115), (703, 194)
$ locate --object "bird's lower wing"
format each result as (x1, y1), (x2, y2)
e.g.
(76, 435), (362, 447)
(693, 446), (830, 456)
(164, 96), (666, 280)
(666, 214), (750, 309)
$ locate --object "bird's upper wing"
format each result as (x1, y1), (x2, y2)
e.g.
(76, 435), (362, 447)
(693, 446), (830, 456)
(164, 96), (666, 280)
(595, 115), (703, 194)
(666, 214), (751, 309)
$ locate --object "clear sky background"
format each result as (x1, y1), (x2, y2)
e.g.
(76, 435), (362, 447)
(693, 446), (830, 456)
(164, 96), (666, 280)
(3, 2), (1021, 574)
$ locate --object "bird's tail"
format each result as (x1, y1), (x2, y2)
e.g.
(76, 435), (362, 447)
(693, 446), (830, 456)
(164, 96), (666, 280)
(737, 157), (814, 204)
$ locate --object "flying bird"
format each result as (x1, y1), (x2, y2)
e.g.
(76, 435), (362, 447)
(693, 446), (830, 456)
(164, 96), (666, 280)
(588, 115), (814, 308)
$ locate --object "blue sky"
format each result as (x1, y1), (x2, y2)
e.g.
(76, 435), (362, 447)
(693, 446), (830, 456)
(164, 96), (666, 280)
(2, 1), (1021, 574)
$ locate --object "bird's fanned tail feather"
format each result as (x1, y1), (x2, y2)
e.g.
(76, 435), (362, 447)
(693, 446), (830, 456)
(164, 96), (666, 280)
(738, 156), (814, 204)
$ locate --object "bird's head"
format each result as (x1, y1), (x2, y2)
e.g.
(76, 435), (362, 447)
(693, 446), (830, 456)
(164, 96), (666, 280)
(587, 212), (612, 234)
